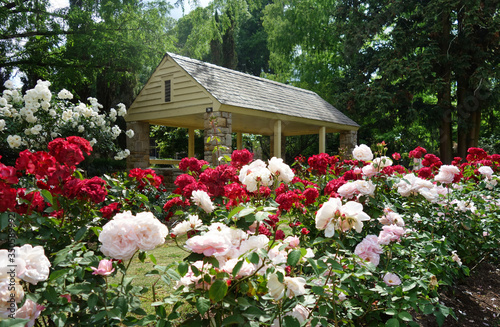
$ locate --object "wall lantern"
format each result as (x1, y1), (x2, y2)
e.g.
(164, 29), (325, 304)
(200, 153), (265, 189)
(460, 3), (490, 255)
(206, 107), (213, 113)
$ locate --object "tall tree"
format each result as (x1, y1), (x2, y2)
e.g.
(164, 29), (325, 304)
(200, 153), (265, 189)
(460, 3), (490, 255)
(1, 0), (177, 107)
(263, 0), (500, 162)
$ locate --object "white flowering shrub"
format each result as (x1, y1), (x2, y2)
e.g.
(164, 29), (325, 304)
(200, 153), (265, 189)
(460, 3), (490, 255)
(0, 80), (134, 161)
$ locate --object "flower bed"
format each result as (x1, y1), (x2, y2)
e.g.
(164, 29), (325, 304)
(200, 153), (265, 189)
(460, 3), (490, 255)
(1, 84), (499, 327)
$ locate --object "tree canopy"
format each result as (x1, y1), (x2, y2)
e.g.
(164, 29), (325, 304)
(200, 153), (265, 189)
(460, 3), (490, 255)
(2, 0), (499, 161)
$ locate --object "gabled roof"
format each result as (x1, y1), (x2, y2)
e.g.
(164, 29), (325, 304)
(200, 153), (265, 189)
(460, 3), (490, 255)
(167, 52), (359, 128)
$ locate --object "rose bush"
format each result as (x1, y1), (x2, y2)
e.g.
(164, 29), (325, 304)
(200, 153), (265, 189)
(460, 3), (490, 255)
(1, 133), (499, 326)
(0, 80), (133, 165)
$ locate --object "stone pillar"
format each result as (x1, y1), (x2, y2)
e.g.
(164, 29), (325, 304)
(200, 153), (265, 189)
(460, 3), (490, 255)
(126, 121), (150, 169)
(204, 111), (232, 165)
(339, 130), (357, 159)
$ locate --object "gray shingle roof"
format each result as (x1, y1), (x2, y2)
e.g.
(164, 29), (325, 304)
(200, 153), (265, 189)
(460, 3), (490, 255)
(168, 53), (359, 128)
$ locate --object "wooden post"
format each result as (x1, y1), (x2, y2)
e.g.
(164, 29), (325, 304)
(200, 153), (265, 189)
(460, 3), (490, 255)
(273, 120), (282, 158)
(237, 132), (243, 150)
(188, 128), (195, 157)
(319, 126), (326, 153)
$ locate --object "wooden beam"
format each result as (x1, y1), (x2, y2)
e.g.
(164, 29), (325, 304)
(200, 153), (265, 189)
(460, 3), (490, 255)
(188, 128), (195, 157)
(274, 120), (282, 158)
(237, 132), (243, 150)
(319, 126), (326, 153)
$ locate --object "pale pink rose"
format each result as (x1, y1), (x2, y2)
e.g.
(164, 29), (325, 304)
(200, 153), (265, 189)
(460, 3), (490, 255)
(268, 246), (288, 266)
(134, 212), (169, 251)
(221, 258), (256, 278)
(191, 190), (215, 213)
(99, 212), (140, 260)
(378, 210), (404, 227)
(354, 235), (382, 267)
(434, 165), (460, 184)
(268, 157), (294, 183)
(15, 244), (51, 285)
(15, 299), (45, 327)
(483, 231), (489, 237)
(239, 235), (270, 254)
(271, 304), (311, 327)
(451, 251), (462, 266)
(383, 273), (402, 286)
(268, 273), (285, 300)
(91, 259), (115, 276)
(185, 230), (232, 256)
(352, 144), (373, 161)
(362, 164), (378, 177)
(284, 236), (300, 249)
(478, 166), (494, 180)
(396, 174), (433, 196)
(337, 182), (359, 199)
(418, 187), (440, 203)
(378, 225), (406, 245)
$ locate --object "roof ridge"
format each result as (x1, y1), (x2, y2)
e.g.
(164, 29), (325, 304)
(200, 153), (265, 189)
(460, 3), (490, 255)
(167, 52), (318, 96)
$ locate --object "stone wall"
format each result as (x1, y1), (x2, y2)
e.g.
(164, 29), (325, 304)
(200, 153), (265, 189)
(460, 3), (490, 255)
(339, 130), (358, 159)
(204, 111), (232, 165)
(126, 121), (150, 169)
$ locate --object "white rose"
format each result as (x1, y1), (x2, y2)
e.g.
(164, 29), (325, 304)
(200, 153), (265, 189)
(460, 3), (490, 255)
(0, 119), (5, 131)
(7, 135), (22, 148)
(268, 273), (285, 300)
(191, 190), (215, 213)
(354, 180), (376, 196)
(372, 156), (393, 168)
(284, 276), (307, 297)
(125, 129), (134, 138)
(478, 166), (494, 180)
(15, 244), (51, 285)
(337, 182), (359, 199)
(3, 80), (14, 89)
(268, 157), (294, 183)
(352, 144), (373, 161)
(434, 165), (460, 184)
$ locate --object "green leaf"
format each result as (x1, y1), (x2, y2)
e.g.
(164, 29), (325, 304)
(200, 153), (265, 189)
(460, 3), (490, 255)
(237, 208), (255, 217)
(88, 293), (98, 308)
(283, 316), (300, 327)
(287, 249), (302, 266)
(40, 189), (53, 205)
(178, 262), (188, 277)
(403, 282), (417, 292)
(247, 252), (260, 265)
(49, 268), (70, 281)
(0, 319), (31, 327)
(74, 226), (88, 242)
(149, 254), (157, 265)
(228, 206), (244, 219)
(222, 314), (245, 326)
(231, 260), (244, 277)
(398, 311), (413, 322)
(209, 279), (228, 302)
(195, 297), (211, 315)
(0, 212), (10, 231)
(385, 318), (400, 327)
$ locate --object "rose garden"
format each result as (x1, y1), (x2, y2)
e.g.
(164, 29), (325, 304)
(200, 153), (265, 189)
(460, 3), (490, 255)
(0, 81), (499, 327)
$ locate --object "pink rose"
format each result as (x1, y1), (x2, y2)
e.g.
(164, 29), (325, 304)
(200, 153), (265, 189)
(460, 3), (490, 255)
(91, 259), (115, 276)
(15, 299), (45, 327)
(284, 236), (300, 249)
(354, 235), (382, 267)
(383, 273), (401, 286)
(378, 225), (406, 245)
(434, 165), (460, 184)
(185, 230), (232, 257)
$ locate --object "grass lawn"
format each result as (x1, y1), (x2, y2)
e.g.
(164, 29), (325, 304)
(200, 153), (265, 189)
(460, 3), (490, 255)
(109, 237), (189, 316)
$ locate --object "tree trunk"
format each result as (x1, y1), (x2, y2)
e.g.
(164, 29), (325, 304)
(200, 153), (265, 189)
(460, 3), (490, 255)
(436, 12), (453, 164)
